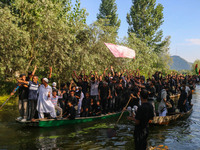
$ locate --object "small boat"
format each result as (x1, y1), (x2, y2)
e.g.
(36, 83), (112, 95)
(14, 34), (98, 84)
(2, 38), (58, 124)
(16, 111), (129, 127)
(170, 94), (180, 99)
(149, 106), (193, 125)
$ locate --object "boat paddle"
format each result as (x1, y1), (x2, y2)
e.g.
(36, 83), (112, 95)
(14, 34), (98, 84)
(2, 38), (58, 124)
(116, 94), (134, 124)
(107, 94), (134, 138)
(0, 86), (19, 110)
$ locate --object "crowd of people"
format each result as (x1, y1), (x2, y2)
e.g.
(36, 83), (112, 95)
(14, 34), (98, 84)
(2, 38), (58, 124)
(12, 66), (198, 123)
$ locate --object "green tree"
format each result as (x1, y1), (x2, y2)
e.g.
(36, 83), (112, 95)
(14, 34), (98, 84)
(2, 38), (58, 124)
(127, 0), (164, 49)
(97, 0), (121, 33)
(0, 6), (29, 79)
(192, 60), (200, 75)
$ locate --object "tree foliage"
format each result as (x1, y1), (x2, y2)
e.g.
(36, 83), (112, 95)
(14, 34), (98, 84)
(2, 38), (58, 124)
(97, 0), (121, 33)
(127, 0), (164, 48)
(0, 0), (171, 84)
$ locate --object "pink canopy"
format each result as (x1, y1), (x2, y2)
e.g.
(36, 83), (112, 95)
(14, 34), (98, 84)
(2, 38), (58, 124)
(104, 43), (135, 59)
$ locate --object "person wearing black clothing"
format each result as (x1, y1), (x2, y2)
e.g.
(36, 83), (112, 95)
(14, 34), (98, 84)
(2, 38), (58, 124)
(129, 87), (140, 108)
(130, 89), (154, 150)
(64, 101), (76, 120)
(88, 100), (96, 116)
(115, 83), (124, 111)
(67, 90), (78, 107)
(109, 78), (117, 112)
(94, 101), (102, 116)
(99, 82), (110, 114)
(178, 86), (187, 112)
(81, 92), (92, 117)
(58, 83), (68, 112)
(17, 74), (29, 122)
(148, 81), (156, 116)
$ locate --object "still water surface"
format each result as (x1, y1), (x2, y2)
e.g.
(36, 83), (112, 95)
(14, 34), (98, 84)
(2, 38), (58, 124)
(1, 86), (200, 150)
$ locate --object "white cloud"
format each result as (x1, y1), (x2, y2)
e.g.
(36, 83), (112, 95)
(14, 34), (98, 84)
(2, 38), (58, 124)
(185, 39), (200, 45)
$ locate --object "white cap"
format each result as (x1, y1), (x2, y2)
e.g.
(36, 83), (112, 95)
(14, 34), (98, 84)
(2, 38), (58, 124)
(52, 82), (56, 87)
(43, 78), (48, 83)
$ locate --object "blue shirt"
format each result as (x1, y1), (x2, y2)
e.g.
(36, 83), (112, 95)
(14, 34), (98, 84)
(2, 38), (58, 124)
(28, 81), (39, 100)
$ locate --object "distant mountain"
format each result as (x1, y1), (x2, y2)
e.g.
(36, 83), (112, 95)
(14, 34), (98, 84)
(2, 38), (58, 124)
(170, 55), (192, 71)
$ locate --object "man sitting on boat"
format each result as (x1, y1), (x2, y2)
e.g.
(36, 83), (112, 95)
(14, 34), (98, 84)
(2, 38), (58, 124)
(63, 101), (76, 120)
(37, 78), (57, 119)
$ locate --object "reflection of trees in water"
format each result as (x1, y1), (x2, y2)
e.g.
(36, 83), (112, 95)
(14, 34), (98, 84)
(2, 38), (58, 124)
(0, 97), (18, 122)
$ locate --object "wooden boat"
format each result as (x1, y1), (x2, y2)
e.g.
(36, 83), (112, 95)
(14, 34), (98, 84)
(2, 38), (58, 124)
(149, 106), (193, 125)
(16, 111), (129, 127)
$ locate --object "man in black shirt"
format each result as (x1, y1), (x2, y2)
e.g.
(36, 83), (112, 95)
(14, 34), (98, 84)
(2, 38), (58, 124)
(67, 90), (78, 107)
(99, 81), (110, 114)
(64, 101), (76, 120)
(81, 92), (92, 117)
(17, 74), (29, 122)
(130, 89), (154, 150)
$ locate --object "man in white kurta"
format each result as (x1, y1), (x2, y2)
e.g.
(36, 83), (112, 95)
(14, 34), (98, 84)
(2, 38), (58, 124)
(37, 78), (56, 119)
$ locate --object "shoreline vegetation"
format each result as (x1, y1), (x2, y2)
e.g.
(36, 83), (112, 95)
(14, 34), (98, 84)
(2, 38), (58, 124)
(0, 0), (197, 97)
(0, 0), (171, 85)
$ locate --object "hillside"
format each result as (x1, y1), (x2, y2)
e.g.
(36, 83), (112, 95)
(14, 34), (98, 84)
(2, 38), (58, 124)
(170, 55), (192, 71)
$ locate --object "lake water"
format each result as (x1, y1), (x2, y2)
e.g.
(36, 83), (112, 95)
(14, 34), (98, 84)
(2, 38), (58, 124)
(1, 86), (200, 150)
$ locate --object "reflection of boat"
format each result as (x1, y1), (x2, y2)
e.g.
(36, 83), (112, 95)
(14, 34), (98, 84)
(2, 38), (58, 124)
(16, 111), (128, 127)
(169, 94), (180, 99)
(149, 106), (193, 125)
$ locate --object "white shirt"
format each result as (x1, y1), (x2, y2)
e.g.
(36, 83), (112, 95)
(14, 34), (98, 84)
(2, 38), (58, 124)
(37, 84), (55, 113)
(185, 86), (190, 96)
(90, 81), (99, 96)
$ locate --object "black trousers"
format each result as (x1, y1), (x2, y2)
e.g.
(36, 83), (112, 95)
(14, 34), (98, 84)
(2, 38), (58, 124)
(101, 98), (108, 114)
(134, 128), (148, 150)
(28, 99), (37, 120)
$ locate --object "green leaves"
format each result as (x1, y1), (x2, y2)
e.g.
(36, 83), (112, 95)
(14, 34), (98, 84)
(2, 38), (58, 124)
(97, 0), (121, 34)
(0, 0), (171, 82)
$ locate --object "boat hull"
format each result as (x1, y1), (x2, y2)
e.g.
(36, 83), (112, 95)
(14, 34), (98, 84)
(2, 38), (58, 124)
(149, 106), (193, 125)
(16, 111), (129, 127)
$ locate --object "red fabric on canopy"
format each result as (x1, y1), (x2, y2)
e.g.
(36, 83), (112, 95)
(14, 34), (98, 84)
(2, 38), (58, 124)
(104, 43), (135, 59)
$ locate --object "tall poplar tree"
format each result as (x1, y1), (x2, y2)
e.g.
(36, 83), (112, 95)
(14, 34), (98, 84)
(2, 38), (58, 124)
(97, 0), (121, 33)
(127, 0), (164, 49)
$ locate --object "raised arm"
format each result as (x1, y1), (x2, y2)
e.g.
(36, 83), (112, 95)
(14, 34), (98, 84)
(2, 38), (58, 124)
(48, 67), (52, 79)
(73, 70), (79, 80)
(29, 65), (37, 79)
(110, 66), (115, 76)
(103, 68), (108, 77)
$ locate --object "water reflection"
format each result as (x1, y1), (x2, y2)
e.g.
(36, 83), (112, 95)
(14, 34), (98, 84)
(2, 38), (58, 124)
(1, 87), (200, 149)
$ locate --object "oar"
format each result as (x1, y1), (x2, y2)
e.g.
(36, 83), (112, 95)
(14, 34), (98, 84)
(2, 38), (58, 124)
(116, 94), (134, 124)
(107, 94), (134, 138)
(0, 86), (19, 110)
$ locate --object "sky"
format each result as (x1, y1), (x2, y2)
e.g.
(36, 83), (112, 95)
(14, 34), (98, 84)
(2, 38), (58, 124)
(72, 0), (200, 63)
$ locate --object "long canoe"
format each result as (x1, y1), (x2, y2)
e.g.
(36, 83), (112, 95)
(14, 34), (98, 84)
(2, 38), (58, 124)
(149, 106), (193, 125)
(16, 111), (129, 127)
